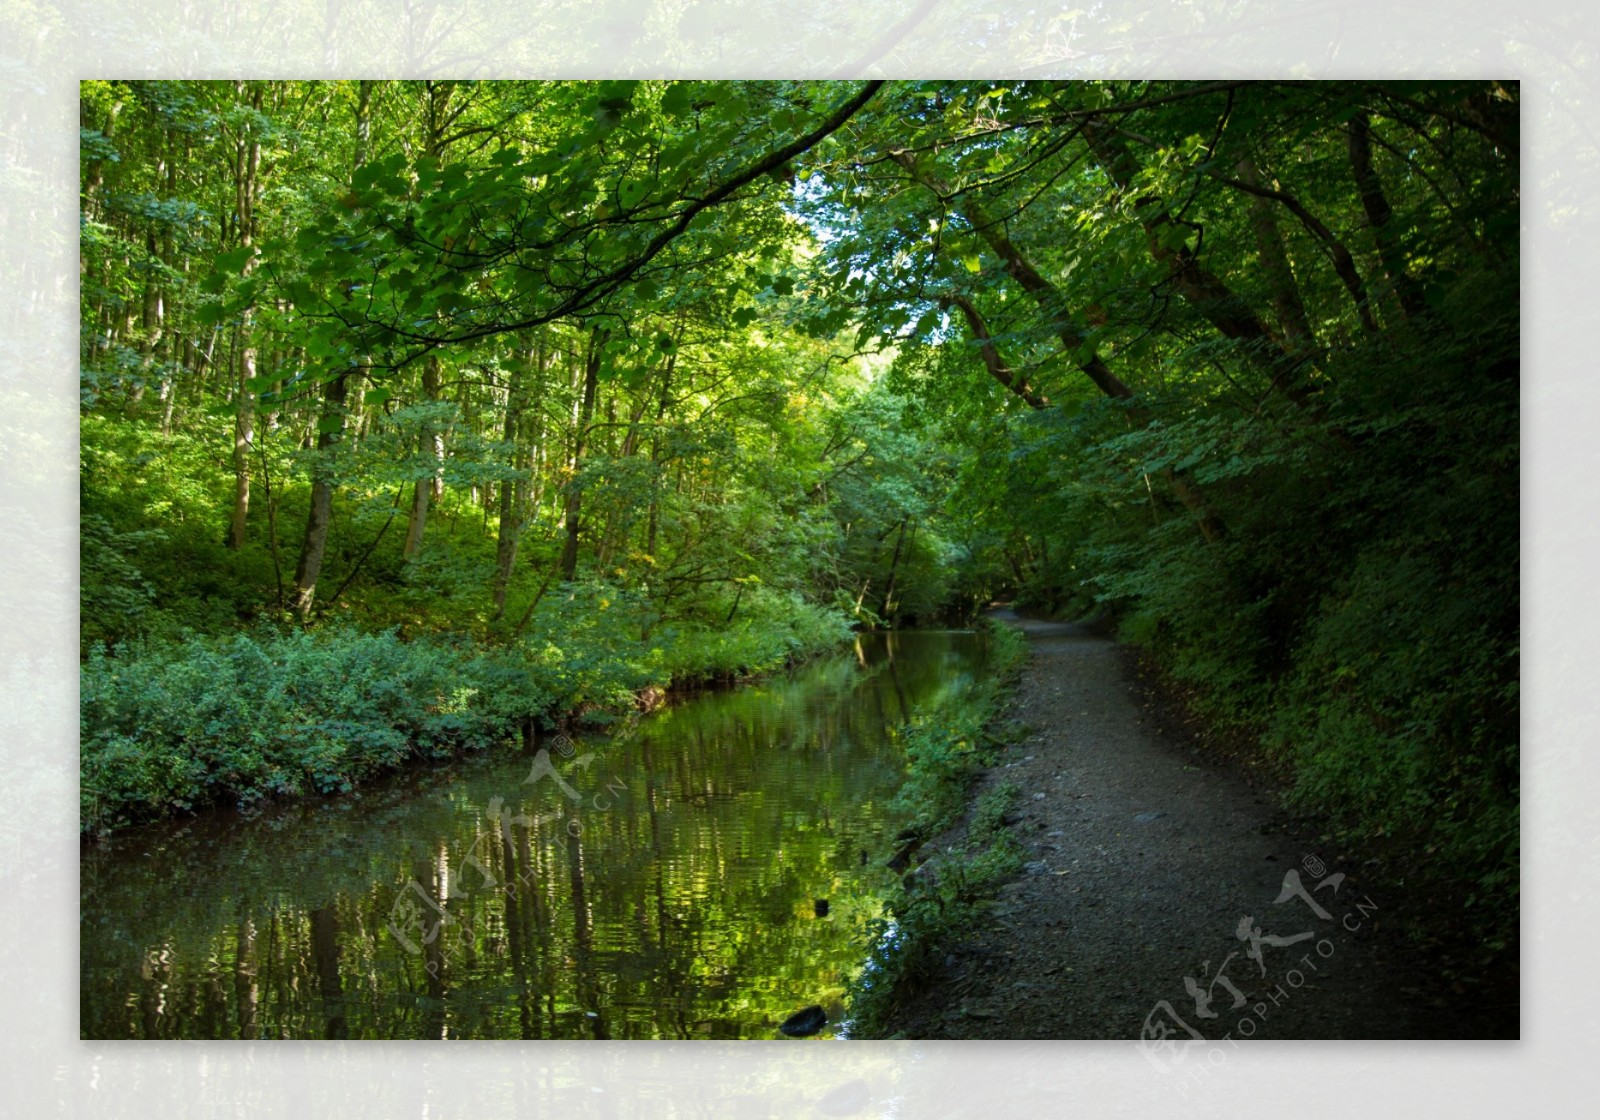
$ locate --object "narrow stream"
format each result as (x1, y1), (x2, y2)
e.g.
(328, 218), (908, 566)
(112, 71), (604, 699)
(80, 630), (994, 1039)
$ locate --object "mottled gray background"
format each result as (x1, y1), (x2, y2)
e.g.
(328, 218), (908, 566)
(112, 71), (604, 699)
(1, 2), (1589, 1114)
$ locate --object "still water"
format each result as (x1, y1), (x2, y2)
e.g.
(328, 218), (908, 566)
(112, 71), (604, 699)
(81, 630), (993, 1039)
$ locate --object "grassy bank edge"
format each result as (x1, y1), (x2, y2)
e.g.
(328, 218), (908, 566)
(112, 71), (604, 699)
(844, 617), (1031, 1038)
(80, 607), (854, 838)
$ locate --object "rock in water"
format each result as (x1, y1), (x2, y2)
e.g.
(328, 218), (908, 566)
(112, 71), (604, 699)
(779, 1005), (828, 1037)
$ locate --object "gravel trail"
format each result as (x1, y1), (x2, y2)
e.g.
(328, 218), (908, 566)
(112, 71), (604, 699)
(886, 611), (1516, 1040)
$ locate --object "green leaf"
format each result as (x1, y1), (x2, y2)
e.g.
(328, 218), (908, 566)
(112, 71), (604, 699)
(1155, 222), (1191, 252)
(305, 330), (340, 359)
(216, 246), (255, 274)
(660, 83), (693, 118)
(618, 178), (651, 210)
(597, 80), (640, 110)
(962, 253), (982, 273)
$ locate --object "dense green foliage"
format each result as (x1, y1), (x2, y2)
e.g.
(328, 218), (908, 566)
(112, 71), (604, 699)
(796, 80), (1520, 928)
(80, 596), (852, 834)
(81, 79), (1518, 938)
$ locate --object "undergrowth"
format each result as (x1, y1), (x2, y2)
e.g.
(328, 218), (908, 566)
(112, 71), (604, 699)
(81, 587), (853, 835)
(846, 618), (1030, 1037)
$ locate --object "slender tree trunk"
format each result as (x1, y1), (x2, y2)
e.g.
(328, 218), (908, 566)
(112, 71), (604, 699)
(290, 79), (374, 618)
(880, 518), (910, 623)
(80, 97), (121, 217)
(1083, 122), (1315, 410)
(961, 190), (1137, 401)
(492, 342), (531, 621)
(402, 354), (444, 558)
(1347, 110), (1426, 323)
(1236, 154), (1316, 354)
(230, 329), (255, 550)
(228, 83), (263, 550)
(290, 373), (348, 619)
(598, 374), (654, 572)
(128, 225), (164, 415)
(399, 83), (461, 560)
(1208, 165), (1378, 333)
(559, 327), (605, 582)
(942, 294), (1050, 408)
(258, 414), (285, 611)
(156, 146), (179, 434)
(644, 320), (682, 564)
(905, 166), (1225, 542)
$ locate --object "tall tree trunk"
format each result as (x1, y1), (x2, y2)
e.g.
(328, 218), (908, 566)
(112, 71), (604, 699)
(559, 327), (606, 582)
(880, 518), (910, 623)
(491, 340), (532, 621)
(1082, 122), (1316, 410)
(902, 167), (1222, 547)
(402, 354), (444, 558)
(80, 96), (121, 218)
(1347, 110), (1426, 323)
(229, 82), (263, 550)
(961, 190), (1138, 401)
(156, 135), (180, 435)
(931, 234), (1223, 541)
(230, 322), (255, 550)
(401, 82), (459, 561)
(941, 294), (1050, 408)
(290, 373), (349, 619)
(290, 79), (374, 617)
(1236, 154), (1316, 355)
(891, 151), (1137, 399)
(1206, 162), (1378, 334)
(598, 372), (655, 572)
(127, 225), (164, 414)
(898, 146), (1222, 538)
(644, 318), (683, 565)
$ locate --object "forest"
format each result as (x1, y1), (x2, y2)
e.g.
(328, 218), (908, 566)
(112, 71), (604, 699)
(79, 79), (1519, 983)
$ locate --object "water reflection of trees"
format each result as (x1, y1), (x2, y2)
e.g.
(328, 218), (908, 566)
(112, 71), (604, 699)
(81, 634), (985, 1038)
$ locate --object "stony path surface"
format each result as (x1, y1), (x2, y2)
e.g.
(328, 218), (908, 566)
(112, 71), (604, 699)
(887, 611), (1516, 1040)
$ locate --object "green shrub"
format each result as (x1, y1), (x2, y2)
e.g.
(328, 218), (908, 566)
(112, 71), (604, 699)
(80, 626), (554, 832)
(846, 618), (1030, 1036)
(657, 587), (855, 685)
(81, 583), (856, 834)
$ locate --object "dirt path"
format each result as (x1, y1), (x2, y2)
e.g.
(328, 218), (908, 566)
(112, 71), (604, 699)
(887, 610), (1516, 1040)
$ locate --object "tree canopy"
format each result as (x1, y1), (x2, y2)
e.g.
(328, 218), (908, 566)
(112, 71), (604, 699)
(81, 79), (1518, 926)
